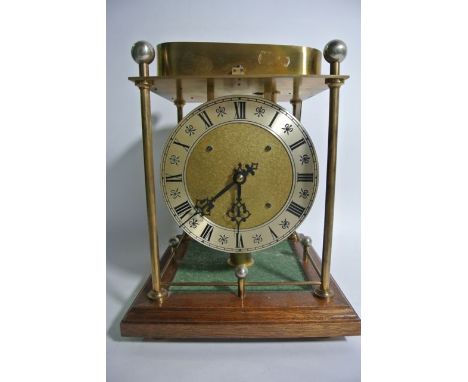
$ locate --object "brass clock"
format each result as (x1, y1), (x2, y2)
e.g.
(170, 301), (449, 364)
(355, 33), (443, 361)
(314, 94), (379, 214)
(161, 96), (318, 253)
(121, 40), (361, 339)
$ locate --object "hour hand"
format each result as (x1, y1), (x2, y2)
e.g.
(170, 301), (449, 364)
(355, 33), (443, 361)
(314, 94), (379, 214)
(226, 198), (251, 227)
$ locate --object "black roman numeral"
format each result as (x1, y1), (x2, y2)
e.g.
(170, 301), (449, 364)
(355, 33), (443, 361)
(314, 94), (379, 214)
(174, 201), (192, 219)
(234, 101), (246, 119)
(269, 226), (278, 240)
(268, 111), (279, 127)
(165, 174), (182, 182)
(297, 173), (314, 182)
(286, 201), (305, 218)
(200, 224), (214, 241)
(236, 232), (244, 248)
(289, 138), (306, 151)
(173, 140), (190, 151)
(198, 111), (213, 128)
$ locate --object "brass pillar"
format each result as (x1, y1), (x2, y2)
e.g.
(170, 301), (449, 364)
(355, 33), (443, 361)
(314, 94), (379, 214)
(314, 40), (347, 299)
(207, 78), (215, 101)
(175, 79), (185, 123)
(263, 78), (278, 103)
(291, 77), (302, 120)
(131, 41), (168, 301)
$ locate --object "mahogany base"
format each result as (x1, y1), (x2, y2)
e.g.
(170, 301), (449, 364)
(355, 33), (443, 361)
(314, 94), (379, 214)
(120, 235), (360, 339)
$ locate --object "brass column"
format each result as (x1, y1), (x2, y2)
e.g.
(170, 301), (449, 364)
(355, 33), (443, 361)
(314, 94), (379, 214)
(314, 40), (347, 299)
(131, 41), (168, 301)
(207, 78), (215, 101)
(290, 77), (302, 121)
(175, 79), (185, 123)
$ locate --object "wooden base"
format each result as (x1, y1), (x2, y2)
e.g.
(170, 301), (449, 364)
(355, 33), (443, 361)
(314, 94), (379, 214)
(120, 235), (360, 339)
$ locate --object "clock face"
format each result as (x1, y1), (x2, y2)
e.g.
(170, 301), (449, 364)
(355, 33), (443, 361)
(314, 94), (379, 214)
(161, 96), (318, 253)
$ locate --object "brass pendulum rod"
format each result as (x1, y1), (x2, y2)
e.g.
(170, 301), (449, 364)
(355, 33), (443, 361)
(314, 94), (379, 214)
(235, 265), (248, 299)
(228, 252), (254, 267)
(314, 40), (347, 299)
(131, 41), (168, 301)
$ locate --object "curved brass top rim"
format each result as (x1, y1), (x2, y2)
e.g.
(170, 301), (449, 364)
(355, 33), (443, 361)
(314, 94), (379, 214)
(156, 41), (322, 76)
(157, 41), (321, 54)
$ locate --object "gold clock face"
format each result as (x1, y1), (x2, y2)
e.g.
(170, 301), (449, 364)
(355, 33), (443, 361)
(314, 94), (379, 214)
(185, 122), (293, 229)
(161, 96), (318, 253)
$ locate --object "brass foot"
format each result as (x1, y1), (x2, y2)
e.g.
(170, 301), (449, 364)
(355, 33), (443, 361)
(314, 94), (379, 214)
(313, 287), (335, 299)
(238, 278), (246, 299)
(147, 288), (168, 301)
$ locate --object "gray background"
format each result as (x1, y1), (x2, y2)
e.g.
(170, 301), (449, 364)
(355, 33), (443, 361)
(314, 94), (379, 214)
(107, 0), (360, 380)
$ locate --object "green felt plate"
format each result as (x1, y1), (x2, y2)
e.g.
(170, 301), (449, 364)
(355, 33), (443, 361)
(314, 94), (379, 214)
(170, 240), (308, 292)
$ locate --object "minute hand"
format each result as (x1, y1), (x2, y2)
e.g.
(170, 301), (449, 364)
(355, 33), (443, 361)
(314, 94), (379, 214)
(211, 180), (236, 202)
(178, 177), (237, 227)
(196, 162), (256, 215)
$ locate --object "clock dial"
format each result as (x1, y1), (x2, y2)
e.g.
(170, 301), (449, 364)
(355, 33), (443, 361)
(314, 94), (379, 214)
(161, 96), (318, 253)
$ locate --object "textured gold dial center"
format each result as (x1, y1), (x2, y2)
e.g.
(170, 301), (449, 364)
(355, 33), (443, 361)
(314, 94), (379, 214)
(185, 122), (293, 230)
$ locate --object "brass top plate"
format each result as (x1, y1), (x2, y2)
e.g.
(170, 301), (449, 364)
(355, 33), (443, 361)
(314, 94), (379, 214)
(157, 42), (322, 76)
(128, 75), (349, 103)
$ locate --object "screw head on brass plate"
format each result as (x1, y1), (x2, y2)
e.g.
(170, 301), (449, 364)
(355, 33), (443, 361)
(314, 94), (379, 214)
(324, 40), (347, 63)
(131, 41), (155, 64)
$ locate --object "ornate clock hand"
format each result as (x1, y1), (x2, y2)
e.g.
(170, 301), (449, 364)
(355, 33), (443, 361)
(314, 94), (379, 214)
(196, 162), (258, 215)
(227, 176), (252, 231)
(226, 197), (252, 229)
(195, 180), (236, 216)
(179, 163), (257, 228)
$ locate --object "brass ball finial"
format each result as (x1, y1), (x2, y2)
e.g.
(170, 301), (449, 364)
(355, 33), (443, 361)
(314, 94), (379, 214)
(235, 265), (248, 279)
(131, 41), (155, 64)
(323, 39), (347, 64)
(169, 237), (180, 247)
(301, 235), (312, 248)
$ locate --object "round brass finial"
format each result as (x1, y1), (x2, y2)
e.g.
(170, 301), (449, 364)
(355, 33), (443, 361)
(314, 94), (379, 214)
(323, 40), (347, 63)
(169, 237), (180, 247)
(131, 41), (155, 64)
(301, 235), (312, 247)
